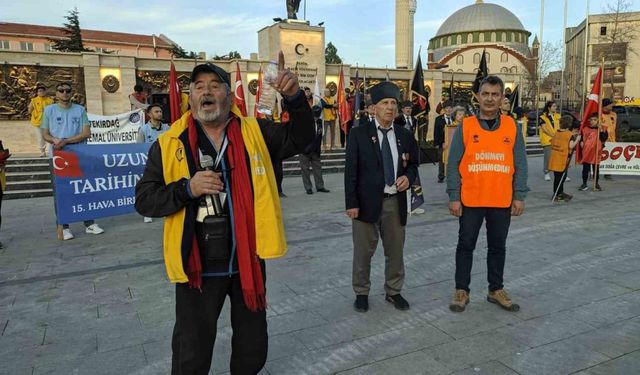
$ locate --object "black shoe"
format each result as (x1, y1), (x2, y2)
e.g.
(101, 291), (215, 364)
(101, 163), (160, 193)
(0, 241), (3, 249)
(306, 189), (313, 195)
(385, 293), (410, 311)
(317, 188), (330, 193)
(578, 183), (589, 191)
(354, 295), (368, 312)
(279, 192), (287, 198)
(437, 179), (444, 183)
(595, 184), (602, 191)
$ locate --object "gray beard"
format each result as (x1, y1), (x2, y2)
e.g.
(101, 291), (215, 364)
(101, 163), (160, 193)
(196, 107), (223, 122)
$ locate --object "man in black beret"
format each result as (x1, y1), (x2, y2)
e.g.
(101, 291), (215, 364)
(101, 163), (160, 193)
(344, 81), (419, 313)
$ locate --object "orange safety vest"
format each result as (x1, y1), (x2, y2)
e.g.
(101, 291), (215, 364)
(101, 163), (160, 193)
(548, 130), (573, 172)
(459, 115), (516, 208)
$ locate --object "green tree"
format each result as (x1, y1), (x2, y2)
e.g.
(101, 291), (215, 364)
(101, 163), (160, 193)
(325, 42), (343, 64)
(212, 51), (241, 60)
(49, 7), (91, 52)
(169, 44), (198, 59)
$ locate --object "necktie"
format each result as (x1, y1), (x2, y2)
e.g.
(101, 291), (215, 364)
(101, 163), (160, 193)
(406, 116), (411, 129)
(379, 127), (395, 186)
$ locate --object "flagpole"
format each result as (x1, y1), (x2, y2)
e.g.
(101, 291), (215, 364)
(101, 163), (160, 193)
(560, 0), (568, 112)
(580, 0), (590, 118)
(593, 56), (604, 191)
(536, 0), (544, 117)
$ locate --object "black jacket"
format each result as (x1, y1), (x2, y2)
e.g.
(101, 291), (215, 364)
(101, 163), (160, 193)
(344, 121), (419, 226)
(394, 114), (418, 134)
(135, 91), (314, 274)
(433, 114), (452, 147)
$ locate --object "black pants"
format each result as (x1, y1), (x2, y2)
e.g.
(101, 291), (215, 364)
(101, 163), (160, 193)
(172, 267), (268, 375)
(455, 206), (511, 293)
(62, 220), (94, 229)
(273, 159), (284, 194)
(553, 171), (567, 195)
(582, 163), (599, 185)
(437, 146), (445, 181)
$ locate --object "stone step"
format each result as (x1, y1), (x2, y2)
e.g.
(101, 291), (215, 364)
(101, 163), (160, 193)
(6, 180), (53, 191)
(3, 188), (53, 200)
(5, 163), (50, 173)
(5, 171), (52, 182)
(6, 157), (49, 165)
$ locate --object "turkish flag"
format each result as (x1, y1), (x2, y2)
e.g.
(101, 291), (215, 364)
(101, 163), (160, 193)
(234, 62), (248, 116)
(576, 67), (603, 164)
(52, 150), (83, 178)
(169, 62), (182, 124)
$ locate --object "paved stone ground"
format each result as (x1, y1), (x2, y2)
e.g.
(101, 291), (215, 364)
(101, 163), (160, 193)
(1, 156), (639, 375)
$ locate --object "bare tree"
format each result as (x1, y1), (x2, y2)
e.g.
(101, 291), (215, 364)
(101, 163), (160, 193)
(599, 0), (639, 95)
(524, 41), (563, 109)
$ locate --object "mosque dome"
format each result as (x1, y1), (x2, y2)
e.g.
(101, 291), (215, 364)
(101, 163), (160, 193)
(435, 0), (526, 37)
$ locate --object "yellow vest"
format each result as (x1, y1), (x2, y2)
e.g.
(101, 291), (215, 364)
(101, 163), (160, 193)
(30, 96), (53, 126)
(322, 96), (336, 121)
(539, 113), (560, 146)
(157, 105), (287, 283)
(601, 112), (617, 142)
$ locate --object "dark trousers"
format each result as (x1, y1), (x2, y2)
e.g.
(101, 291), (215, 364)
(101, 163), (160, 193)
(171, 269), (268, 375)
(273, 159), (284, 194)
(340, 121), (352, 148)
(437, 146), (445, 181)
(553, 171), (567, 195)
(62, 220), (94, 229)
(582, 163), (599, 185)
(299, 152), (325, 191)
(455, 206), (511, 293)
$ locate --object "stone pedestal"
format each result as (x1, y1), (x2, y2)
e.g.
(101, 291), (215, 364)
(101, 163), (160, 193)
(258, 21), (325, 92)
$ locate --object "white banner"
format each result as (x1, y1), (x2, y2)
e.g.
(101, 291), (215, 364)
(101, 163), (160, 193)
(87, 109), (144, 144)
(599, 142), (640, 175)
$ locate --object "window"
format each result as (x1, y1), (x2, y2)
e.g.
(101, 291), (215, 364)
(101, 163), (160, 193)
(510, 66), (518, 73)
(491, 32), (497, 42)
(502, 32), (507, 42)
(447, 36), (452, 46)
(20, 42), (33, 51)
(501, 67), (509, 73)
(457, 35), (462, 45)
(600, 26), (607, 36)
(473, 53), (481, 64)
(456, 55), (464, 65)
(479, 33), (484, 42)
(501, 53), (508, 63)
(43, 43), (52, 52)
(467, 33), (473, 43)
(0, 40), (9, 49)
(485, 52), (490, 63)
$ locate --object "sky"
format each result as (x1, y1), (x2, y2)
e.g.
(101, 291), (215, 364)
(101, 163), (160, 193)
(4, 0), (637, 67)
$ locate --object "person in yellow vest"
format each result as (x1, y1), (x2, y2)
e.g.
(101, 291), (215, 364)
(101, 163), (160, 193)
(27, 84), (53, 157)
(539, 101), (561, 181)
(321, 88), (337, 149)
(548, 116), (581, 202)
(134, 52), (314, 374)
(446, 75), (529, 313)
(601, 98), (617, 180)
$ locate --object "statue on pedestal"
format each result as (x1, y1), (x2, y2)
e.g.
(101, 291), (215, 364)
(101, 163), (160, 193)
(287, 0), (301, 19)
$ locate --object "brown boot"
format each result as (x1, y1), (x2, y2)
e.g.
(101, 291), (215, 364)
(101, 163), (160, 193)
(487, 289), (520, 312)
(449, 289), (469, 312)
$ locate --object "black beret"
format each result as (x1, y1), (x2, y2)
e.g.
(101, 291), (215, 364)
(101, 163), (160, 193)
(369, 81), (400, 104)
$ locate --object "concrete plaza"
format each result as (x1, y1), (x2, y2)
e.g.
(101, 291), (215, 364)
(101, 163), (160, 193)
(1, 156), (639, 375)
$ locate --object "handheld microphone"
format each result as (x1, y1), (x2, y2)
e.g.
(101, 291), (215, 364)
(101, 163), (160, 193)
(200, 155), (223, 214)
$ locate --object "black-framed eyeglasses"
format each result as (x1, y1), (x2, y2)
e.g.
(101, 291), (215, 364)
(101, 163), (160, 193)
(57, 89), (72, 93)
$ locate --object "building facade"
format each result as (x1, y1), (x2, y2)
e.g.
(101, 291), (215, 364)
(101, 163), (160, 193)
(565, 12), (640, 108)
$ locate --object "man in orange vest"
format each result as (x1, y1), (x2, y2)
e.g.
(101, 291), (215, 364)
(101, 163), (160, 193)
(446, 75), (529, 313)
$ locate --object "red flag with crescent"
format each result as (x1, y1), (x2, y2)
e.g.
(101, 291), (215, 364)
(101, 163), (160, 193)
(234, 61), (248, 116)
(52, 150), (83, 178)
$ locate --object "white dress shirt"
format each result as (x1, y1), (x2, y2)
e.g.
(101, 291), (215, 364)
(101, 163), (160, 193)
(375, 119), (399, 194)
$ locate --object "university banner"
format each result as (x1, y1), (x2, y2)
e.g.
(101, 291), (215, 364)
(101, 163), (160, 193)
(87, 109), (144, 144)
(599, 142), (640, 175)
(52, 143), (150, 224)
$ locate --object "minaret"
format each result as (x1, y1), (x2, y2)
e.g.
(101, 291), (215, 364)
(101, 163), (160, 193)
(395, 0), (417, 69)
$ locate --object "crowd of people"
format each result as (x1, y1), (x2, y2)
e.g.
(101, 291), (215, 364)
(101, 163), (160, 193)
(3, 52), (623, 374)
